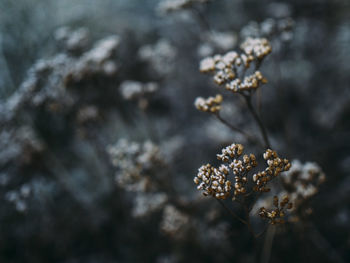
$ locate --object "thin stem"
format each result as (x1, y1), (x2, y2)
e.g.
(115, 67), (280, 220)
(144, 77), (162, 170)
(261, 225), (276, 263)
(307, 222), (345, 263)
(215, 113), (245, 134)
(248, 192), (262, 212)
(214, 113), (264, 148)
(255, 224), (269, 239)
(244, 205), (257, 239)
(255, 58), (263, 71)
(233, 197), (245, 206)
(191, 7), (211, 32)
(216, 199), (247, 225)
(256, 87), (262, 116)
(243, 94), (271, 149)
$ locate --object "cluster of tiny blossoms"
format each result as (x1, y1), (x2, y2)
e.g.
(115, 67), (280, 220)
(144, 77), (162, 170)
(252, 149), (291, 192)
(217, 144), (258, 196)
(240, 37), (272, 60)
(194, 163), (232, 199)
(199, 40), (270, 93)
(194, 94), (223, 113)
(226, 71), (267, 92)
(157, 0), (211, 14)
(194, 143), (290, 200)
(259, 195), (293, 224)
(281, 160), (325, 213)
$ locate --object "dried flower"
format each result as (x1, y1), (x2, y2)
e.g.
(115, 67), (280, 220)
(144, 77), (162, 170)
(132, 192), (168, 218)
(120, 80), (158, 100)
(240, 37), (272, 60)
(194, 163), (232, 199)
(55, 27), (90, 52)
(225, 71), (267, 92)
(281, 160), (325, 212)
(157, 0), (212, 14)
(194, 94), (223, 113)
(76, 105), (99, 124)
(199, 40), (270, 93)
(107, 139), (163, 192)
(138, 39), (177, 76)
(258, 195), (293, 224)
(253, 149), (291, 192)
(160, 205), (190, 239)
(194, 143), (289, 199)
(199, 57), (216, 73)
(198, 31), (237, 57)
(240, 17), (294, 42)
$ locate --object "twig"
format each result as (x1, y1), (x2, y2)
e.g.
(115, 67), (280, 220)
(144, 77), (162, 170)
(248, 192), (262, 212)
(214, 113), (246, 134)
(242, 94), (271, 149)
(191, 7), (211, 32)
(307, 222), (345, 263)
(255, 224), (269, 239)
(256, 88), (262, 116)
(216, 199), (247, 225)
(261, 225), (276, 263)
(214, 113), (264, 148)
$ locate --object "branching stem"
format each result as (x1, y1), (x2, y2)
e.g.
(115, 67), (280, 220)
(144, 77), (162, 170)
(216, 199), (247, 225)
(191, 7), (211, 32)
(214, 113), (264, 148)
(242, 94), (271, 149)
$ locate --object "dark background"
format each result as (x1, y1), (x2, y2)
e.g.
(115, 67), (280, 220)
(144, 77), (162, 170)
(0, 0), (349, 262)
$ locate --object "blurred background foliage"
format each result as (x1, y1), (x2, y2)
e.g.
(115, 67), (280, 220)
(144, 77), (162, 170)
(0, 0), (349, 262)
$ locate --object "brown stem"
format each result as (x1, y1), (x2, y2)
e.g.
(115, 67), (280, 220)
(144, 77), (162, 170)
(243, 94), (271, 149)
(256, 87), (262, 116)
(244, 205), (257, 239)
(214, 113), (264, 148)
(248, 192), (262, 212)
(216, 199), (247, 225)
(255, 224), (269, 239)
(191, 7), (211, 32)
(261, 225), (276, 263)
(307, 222), (345, 263)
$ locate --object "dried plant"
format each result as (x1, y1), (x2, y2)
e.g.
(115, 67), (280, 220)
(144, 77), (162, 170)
(194, 143), (291, 237)
(196, 37), (273, 148)
(281, 160), (326, 221)
(258, 195), (293, 225)
(193, 22), (326, 244)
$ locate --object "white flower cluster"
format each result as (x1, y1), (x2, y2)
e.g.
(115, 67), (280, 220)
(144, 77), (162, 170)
(195, 143), (261, 198)
(107, 139), (162, 191)
(76, 105), (99, 124)
(74, 35), (120, 79)
(240, 18), (294, 42)
(55, 27), (90, 52)
(139, 39), (177, 76)
(4, 184), (31, 213)
(198, 31), (237, 57)
(194, 94), (223, 113)
(132, 192), (168, 218)
(108, 139), (170, 219)
(195, 144), (292, 200)
(120, 80), (158, 100)
(225, 71), (267, 92)
(160, 205), (190, 239)
(240, 37), (272, 60)
(252, 149), (291, 193)
(0, 126), (45, 167)
(199, 41), (269, 93)
(157, 0), (211, 14)
(194, 163), (232, 199)
(217, 143), (258, 196)
(282, 160), (326, 206)
(0, 33), (121, 121)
